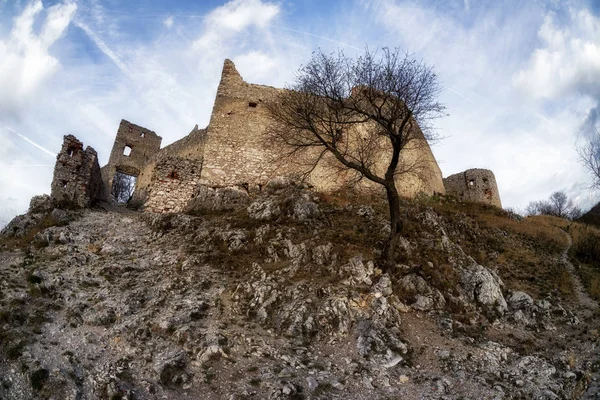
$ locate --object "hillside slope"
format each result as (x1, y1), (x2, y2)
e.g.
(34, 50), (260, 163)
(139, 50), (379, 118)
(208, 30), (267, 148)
(1, 188), (599, 399)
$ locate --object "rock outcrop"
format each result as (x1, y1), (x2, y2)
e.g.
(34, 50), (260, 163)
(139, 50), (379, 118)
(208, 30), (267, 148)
(0, 188), (597, 399)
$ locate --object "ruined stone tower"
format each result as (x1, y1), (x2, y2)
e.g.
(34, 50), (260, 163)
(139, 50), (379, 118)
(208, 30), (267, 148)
(443, 169), (502, 208)
(101, 120), (162, 196)
(50, 135), (105, 208)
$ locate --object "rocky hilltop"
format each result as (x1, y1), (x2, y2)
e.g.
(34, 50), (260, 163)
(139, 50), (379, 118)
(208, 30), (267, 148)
(1, 185), (600, 399)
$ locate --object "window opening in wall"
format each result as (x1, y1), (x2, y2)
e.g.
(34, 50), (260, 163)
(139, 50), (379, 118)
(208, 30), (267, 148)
(111, 171), (137, 204)
(483, 178), (488, 183)
(67, 148), (75, 157)
(62, 180), (68, 189)
(468, 179), (475, 186)
(168, 170), (179, 179)
(123, 146), (132, 156)
(248, 102), (258, 108)
(140, 132), (145, 138)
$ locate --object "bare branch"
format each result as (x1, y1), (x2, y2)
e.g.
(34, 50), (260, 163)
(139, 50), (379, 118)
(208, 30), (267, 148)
(266, 47), (445, 265)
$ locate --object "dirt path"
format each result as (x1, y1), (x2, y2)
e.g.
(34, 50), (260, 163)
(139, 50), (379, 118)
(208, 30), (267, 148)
(560, 232), (600, 399)
(561, 232), (597, 313)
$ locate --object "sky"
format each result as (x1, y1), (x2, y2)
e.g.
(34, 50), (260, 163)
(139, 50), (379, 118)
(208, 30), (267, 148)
(1, 0), (600, 226)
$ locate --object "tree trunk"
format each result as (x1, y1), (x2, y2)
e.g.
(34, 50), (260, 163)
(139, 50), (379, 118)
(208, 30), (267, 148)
(384, 182), (403, 265)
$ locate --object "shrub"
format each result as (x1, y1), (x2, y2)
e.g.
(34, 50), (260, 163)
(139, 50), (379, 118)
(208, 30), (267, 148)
(571, 231), (600, 266)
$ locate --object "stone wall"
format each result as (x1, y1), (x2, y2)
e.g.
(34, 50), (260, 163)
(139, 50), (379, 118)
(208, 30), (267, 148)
(143, 156), (203, 213)
(200, 59), (446, 197)
(443, 169), (502, 208)
(200, 60), (289, 190)
(51, 135), (105, 208)
(133, 125), (206, 205)
(102, 120), (162, 195)
(100, 59), (448, 215)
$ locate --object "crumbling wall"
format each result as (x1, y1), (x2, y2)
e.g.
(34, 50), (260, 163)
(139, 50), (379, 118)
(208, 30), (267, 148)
(102, 120), (162, 195)
(443, 169), (502, 208)
(102, 59), (447, 214)
(133, 125), (206, 206)
(143, 156), (203, 213)
(200, 60), (289, 190)
(200, 59), (445, 197)
(50, 135), (105, 208)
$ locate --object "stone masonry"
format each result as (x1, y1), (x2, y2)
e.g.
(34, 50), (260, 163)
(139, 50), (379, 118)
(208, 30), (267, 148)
(200, 60), (446, 197)
(132, 125), (206, 208)
(50, 135), (105, 208)
(90, 59), (497, 214)
(101, 120), (162, 197)
(443, 169), (502, 208)
(143, 156), (203, 213)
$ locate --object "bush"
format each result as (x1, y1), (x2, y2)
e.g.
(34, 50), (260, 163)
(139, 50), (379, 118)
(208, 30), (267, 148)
(571, 231), (600, 266)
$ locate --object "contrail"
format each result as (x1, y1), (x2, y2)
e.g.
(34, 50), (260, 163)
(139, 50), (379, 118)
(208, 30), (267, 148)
(270, 25), (362, 51)
(440, 85), (552, 124)
(74, 21), (131, 76)
(441, 84), (476, 105)
(4, 127), (55, 158)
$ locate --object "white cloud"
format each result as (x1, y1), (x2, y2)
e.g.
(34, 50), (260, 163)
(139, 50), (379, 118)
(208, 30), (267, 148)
(0, 0), (77, 117)
(206, 0), (279, 31)
(514, 9), (600, 100)
(192, 0), (280, 53)
(164, 16), (174, 28)
(366, 0), (597, 210)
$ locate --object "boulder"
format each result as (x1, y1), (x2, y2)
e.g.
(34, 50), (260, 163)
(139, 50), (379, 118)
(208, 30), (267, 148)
(248, 199), (281, 221)
(459, 263), (507, 316)
(506, 291), (534, 311)
(28, 195), (54, 214)
(186, 185), (250, 213)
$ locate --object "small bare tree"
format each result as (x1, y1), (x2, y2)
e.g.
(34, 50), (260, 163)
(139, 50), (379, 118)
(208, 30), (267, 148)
(111, 172), (136, 204)
(578, 127), (600, 190)
(525, 191), (581, 220)
(267, 48), (445, 264)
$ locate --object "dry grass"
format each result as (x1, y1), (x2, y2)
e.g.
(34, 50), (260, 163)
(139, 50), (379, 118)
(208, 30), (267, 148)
(183, 189), (585, 302)
(531, 215), (600, 301)
(412, 197), (575, 299)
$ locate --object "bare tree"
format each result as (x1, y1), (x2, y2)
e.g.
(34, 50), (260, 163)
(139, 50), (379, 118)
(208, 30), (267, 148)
(526, 191), (580, 220)
(267, 48), (445, 264)
(548, 191), (572, 218)
(578, 127), (600, 190)
(111, 172), (136, 204)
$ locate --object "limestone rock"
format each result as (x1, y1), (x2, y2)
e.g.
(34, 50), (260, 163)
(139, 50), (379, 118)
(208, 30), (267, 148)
(248, 199), (281, 221)
(186, 185), (250, 213)
(28, 195), (54, 214)
(507, 291), (534, 311)
(459, 263), (507, 316)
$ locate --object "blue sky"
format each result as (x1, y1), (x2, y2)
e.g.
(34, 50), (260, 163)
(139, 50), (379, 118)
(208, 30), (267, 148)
(1, 0), (599, 225)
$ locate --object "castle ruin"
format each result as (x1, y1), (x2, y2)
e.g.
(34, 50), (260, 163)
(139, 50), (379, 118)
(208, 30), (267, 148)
(50, 135), (105, 208)
(444, 169), (502, 208)
(101, 120), (162, 195)
(49, 59), (502, 212)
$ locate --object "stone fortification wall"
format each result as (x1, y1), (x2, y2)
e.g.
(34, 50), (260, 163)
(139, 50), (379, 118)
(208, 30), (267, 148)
(102, 119), (162, 194)
(143, 156), (203, 213)
(51, 135), (105, 208)
(200, 60), (288, 190)
(443, 169), (502, 208)
(133, 125), (206, 205)
(200, 59), (445, 198)
(100, 59), (446, 214)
